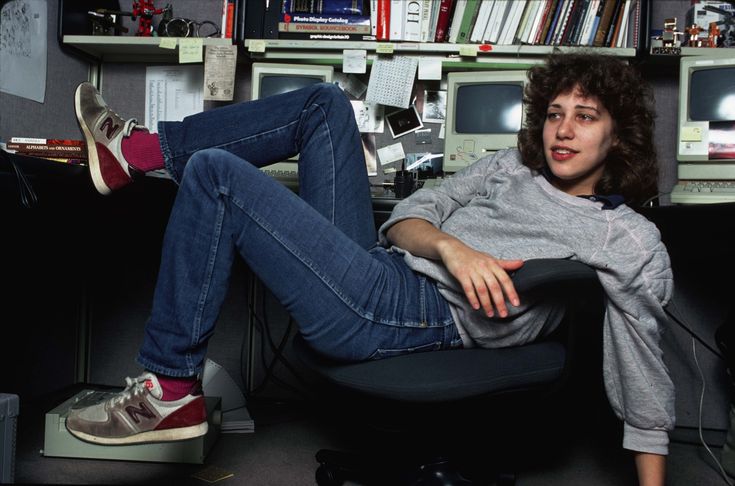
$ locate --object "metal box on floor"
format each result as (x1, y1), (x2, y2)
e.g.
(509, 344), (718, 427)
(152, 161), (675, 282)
(43, 389), (221, 463)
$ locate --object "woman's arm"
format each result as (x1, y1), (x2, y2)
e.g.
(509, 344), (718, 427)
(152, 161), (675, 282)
(385, 218), (523, 318)
(635, 452), (665, 486)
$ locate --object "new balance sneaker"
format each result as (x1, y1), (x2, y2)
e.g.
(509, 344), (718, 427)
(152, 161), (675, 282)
(74, 82), (142, 195)
(65, 372), (208, 445)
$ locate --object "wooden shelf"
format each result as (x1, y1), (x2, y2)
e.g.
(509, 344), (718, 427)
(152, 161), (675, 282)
(63, 36), (235, 63)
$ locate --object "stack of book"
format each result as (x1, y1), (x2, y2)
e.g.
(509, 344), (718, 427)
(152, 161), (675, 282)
(439, 0), (640, 47)
(4, 137), (87, 165)
(279, 0), (375, 41)
(266, 0), (641, 48)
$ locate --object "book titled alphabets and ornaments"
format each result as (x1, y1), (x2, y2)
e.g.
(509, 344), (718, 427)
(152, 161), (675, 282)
(3, 137), (88, 165)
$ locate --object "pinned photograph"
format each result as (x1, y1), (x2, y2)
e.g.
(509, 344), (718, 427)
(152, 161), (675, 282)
(351, 100), (384, 133)
(422, 90), (446, 124)
(386, 106), (424, 139)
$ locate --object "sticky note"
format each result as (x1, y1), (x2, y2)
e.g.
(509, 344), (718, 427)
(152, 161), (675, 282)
(159, 38), (177, 49)
(681, 126), (702, 142)
(179, 38), (203, 63)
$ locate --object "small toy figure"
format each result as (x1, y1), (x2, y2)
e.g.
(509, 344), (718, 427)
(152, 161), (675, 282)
(708, 21), (721, 47)
(662, 17), (683, 47)
(686, 23), (704, 47)
(131, 0), (167, 36)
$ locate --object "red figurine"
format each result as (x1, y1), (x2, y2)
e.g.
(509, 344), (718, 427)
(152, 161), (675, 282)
(131, 1), (166, 36)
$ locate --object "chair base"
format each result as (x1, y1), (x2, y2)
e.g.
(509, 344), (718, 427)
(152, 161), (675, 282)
(314, 449), (516, 486)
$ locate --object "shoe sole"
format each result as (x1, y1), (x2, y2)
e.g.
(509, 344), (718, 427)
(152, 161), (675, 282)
(67, 421), (209, 445)
(74, 85), (112, 196)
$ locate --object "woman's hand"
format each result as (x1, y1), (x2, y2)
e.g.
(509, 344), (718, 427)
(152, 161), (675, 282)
(436, 238), (523, 318)
(385, 218), (523, 317)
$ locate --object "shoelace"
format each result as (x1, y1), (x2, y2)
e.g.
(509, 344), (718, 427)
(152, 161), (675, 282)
(110, 376), (149, 406)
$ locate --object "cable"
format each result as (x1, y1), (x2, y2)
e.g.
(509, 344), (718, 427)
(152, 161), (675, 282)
(245, 282), (310, 400)
(665, 301), (726, 361)
(693, 338), (735, 486)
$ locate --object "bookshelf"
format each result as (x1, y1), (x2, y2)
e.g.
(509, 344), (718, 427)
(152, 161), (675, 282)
(62, 35), (234, 63)
(243, 38), (637, 69)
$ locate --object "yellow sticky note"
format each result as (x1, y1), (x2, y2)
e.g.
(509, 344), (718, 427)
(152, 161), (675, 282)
(248, 39), (266, 53)
(179, 38), (203, 63)
(159, 37), (177, 49)
(459, 45), (478, 57)
(376, 43), (394, 54)
(681, 126), (702, 142)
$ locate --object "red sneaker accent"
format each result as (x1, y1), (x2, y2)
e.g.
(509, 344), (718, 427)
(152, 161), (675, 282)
(97, 142), (132, 191)
(156, 396), (207, 431)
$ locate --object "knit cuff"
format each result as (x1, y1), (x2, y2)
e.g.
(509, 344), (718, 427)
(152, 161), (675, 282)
(623, 423), (669, 455)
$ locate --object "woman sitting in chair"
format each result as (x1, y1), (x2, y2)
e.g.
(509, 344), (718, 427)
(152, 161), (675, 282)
(67, 52), (672, 486)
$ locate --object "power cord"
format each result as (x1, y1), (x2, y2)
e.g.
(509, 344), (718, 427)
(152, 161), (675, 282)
(693, 338), (734, 486)
(243, 282), (311, 401)
(664, 302), (733, 485)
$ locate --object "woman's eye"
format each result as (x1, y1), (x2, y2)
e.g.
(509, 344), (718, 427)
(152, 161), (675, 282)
(579, 113), (595, 121)
(547, 112), (560, 120)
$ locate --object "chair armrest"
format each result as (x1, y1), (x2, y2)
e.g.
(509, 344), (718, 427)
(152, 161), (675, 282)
(511, 258), (599, 293)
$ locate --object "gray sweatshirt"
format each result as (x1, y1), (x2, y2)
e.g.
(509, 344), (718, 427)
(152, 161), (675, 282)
(378, 149), (675, 455)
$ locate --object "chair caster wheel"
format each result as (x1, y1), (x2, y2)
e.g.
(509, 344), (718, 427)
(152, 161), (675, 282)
(316, 464), (344, 486)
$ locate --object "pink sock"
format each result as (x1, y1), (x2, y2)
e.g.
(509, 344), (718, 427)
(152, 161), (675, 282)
(121, 129), (165, 173)
(156, 375), (198, 401)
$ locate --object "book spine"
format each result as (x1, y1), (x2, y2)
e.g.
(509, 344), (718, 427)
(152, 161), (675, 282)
(447, 0), (469, 43)
(376, 0), (391, 39)
(404, 0), (423, 41)
(419, 0), (434, 42)
(278, 21), (372, 33)
(276, 31), (376, 40)
(534, 0), (558, 45)
(390, 0), (404, 40)
(7, 138), (85, 146)
(471, 0), (494, 43)
(8, 150), (88, 159)
(289, 0), (366, 15)
(225, 0), (236, 39)
(283, 13), (372, 25)
(434, 0), (456, 42)
(593, 0), (617, 47)
(6, 143), (87, 154)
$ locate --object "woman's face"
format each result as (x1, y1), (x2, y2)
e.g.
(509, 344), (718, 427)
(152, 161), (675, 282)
(542, 86), (618, 196)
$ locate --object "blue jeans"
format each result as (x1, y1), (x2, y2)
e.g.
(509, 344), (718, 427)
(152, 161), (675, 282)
(138, 83), (461, 377)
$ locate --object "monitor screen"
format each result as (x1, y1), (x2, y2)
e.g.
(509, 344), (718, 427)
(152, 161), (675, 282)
(454, 84), (524, 134)
(258, 75), (329, 99)
(443, 70), (528, 174)
(688, 67), (735, 122)
(677, 55), (735, 180)
(251, 63), (334, 101)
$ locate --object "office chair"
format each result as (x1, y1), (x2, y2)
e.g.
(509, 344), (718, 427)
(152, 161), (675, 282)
(292, 258), (605, 486)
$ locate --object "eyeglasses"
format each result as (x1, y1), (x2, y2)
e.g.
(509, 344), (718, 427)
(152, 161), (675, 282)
(159, 18), (220, 38)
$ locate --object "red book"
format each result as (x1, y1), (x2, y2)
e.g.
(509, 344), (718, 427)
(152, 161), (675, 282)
(434, 0), (456, 43)
(376, 0), (390, 40)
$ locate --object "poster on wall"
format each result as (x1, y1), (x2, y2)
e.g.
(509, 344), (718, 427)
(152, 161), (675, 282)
(0, 0), (47, 103)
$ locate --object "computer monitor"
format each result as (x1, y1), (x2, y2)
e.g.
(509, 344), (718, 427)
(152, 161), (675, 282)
(677, 54), (735, 180)
(250, 63), (334, 186)
(251, 62), (334, 100)
(443, 70), (529, 174)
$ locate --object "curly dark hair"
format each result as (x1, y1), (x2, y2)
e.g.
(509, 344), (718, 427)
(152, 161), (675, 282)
(517, 51), (659, 206)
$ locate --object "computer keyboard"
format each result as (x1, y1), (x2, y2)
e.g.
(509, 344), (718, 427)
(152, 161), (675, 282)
(670, 180), (735, 204)
(260, 162), (299, 190)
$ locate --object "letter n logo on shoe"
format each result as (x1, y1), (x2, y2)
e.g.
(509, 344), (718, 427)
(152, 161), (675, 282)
(100, 117), (121, 140)
(126, 402), (156, 424)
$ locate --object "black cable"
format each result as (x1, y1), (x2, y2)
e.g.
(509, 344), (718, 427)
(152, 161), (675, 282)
(245, 282), (310, 399)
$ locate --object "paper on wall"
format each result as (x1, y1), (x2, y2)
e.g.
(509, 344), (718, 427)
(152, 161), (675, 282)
(145, 65), (204, 133)
(0, 0), (47, 103)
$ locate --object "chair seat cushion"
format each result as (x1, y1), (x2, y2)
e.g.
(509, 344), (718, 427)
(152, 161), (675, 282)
(293, 335), (566, 403)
